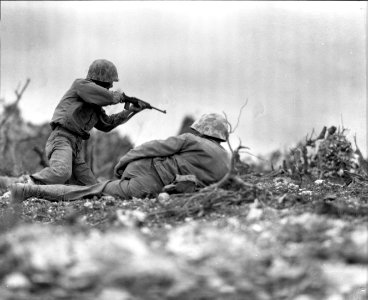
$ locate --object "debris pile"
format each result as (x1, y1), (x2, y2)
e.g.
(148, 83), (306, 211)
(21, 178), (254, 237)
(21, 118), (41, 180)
(310, 127), (358, 178)
(281, 126), (365, 182)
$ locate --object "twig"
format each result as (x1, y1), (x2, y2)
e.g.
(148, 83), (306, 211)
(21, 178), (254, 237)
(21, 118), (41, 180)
(223, 99), (248, 134)
(231, 99), (248, 133)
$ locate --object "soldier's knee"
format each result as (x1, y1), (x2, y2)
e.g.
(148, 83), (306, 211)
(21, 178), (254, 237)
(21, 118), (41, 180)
(51, 163), (72, 183)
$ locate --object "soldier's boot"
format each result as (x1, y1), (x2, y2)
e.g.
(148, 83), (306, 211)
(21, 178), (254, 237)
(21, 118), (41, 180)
(10, 183), (67, 203)
(0, 177), (17, 190)
(10, 183), (40, 203)
(0, 175), (36, 190)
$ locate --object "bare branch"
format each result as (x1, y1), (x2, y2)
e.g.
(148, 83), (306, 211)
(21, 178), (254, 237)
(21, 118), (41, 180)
(0, 79), (31, 127)
(232, 99), (248, 133)
(14, 78), (31, 106)
(226, 138), (234, 154)
(205, 101), (254, 191)
(222, 99), (248, 135)
(223, 99), (248, 135)
(222, 111), (233, 134)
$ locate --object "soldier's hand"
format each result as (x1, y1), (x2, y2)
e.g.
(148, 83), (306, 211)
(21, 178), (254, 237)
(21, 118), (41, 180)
(128, 103), (145, 113)
(130, 99), (151, 112)
(114, 160), (125, 178)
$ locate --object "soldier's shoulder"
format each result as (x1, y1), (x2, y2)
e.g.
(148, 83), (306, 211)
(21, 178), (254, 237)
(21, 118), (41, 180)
(178, 132), (196, 139)
(73, 78), (89, 85)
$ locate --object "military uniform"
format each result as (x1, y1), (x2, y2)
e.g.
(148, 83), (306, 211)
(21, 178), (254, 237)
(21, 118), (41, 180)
(31, 78), (131, 185)
(29, 59), (144, 186)
(11, 113), (232, 202)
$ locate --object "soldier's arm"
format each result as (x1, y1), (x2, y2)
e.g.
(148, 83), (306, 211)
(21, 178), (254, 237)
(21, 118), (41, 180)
(75, 79), (120, 106)
(94, 108), (135, 132)
(115, 136), (187, 173)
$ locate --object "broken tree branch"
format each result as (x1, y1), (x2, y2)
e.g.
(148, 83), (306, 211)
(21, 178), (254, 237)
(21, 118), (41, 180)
(0, 79), (31, 127)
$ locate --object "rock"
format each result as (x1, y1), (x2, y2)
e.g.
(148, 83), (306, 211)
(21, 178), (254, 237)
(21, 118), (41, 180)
(294, 295), (316, 300)
(247, 201), (263, 221)
(115, 209), (146, 228)
(4, 272), (31, 290)
(0, 191), (11, 200)
(83, 200), (93, 209)
(98, 288), (132, 300)
(299, 190), (313, 196)
(322, 262), (368, 295)
(157, 192), (170, 203)
(101, 195), (115, 202)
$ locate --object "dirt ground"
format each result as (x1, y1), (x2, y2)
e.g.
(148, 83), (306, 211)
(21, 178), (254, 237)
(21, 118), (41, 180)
(0, 172), (367, 300)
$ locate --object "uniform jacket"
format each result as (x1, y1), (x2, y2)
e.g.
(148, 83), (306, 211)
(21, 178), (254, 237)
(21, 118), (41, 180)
(51, 79), (129, 140)
(117, 133), (231, 186)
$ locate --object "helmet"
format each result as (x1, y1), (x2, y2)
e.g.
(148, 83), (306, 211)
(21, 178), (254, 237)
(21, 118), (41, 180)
(190, 113), (229, 141)
(86, 59), (119, 83)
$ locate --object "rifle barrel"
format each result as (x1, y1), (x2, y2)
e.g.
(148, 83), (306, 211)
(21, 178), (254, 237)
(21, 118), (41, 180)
(151, 106), (166, 114)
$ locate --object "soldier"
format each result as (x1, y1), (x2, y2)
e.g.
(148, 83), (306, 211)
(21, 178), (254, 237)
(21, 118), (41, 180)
(26, 59), (147, 186)
(11, 113), (231, 202)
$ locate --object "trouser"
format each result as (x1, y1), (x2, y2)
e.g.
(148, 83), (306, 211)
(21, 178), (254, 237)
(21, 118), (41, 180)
(31, 127), (97, 186)
(27, 158), (164, 201)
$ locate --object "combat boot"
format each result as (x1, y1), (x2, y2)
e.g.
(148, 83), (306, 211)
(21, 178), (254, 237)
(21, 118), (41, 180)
(0, 175), (36, 189)
(11, 183), (70, 202)
(10, 183), (40, 203)
(0, 176), (19, 189)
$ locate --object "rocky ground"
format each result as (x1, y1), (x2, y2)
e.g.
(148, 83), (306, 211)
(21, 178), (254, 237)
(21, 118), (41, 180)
(0, 172), (367, 300)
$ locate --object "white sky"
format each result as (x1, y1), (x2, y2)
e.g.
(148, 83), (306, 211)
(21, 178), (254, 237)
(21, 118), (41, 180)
(1, 1), (367, 156)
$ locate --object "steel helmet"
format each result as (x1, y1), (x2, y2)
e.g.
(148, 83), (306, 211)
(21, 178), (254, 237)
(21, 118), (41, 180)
(190, 113), (229, 141)
(86, 59), (119, 83)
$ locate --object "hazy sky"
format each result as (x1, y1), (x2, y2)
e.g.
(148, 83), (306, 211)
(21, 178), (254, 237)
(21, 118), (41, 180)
(1, 1), (366, 156)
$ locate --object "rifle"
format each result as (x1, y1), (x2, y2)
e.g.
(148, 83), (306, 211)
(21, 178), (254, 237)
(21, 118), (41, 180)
(121, 93), (166, 114)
